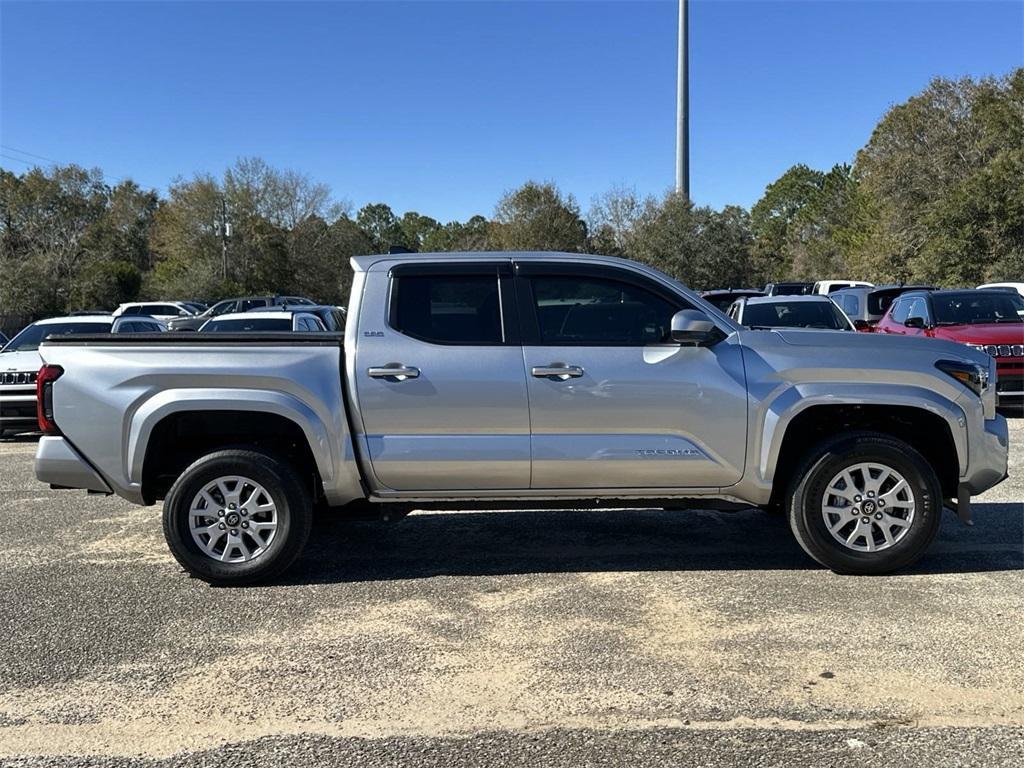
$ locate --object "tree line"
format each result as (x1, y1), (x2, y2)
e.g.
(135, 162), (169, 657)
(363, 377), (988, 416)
(1, 70), (1019, 324)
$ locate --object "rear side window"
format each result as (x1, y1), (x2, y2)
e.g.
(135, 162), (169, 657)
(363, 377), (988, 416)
(391, 274), (503, 345)
(842, 295), (860, 315)
(527, 276), (677, 345)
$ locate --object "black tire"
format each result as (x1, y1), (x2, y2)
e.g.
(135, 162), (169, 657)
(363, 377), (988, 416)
(162, 449), (312, 586)
(786, 431), (942, 575)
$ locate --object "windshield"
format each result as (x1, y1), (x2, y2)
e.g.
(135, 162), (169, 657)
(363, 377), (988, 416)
(1, 321), (113, 352)
(932, 293), (1023, 325)
(744, 301), (850, 330)
(770, 283), (812, 296)
(203, 318), (291, 332)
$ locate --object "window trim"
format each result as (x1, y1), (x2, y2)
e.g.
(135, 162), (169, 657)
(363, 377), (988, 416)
(513, 261), (691, 347)
(386, 262), (518, 347)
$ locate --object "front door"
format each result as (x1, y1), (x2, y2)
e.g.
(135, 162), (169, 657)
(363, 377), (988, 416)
(354, 260), (531, 491)
(516, 262), (748, 490)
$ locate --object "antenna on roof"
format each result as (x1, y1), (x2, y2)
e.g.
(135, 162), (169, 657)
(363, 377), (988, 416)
(388, 245), (416, 255)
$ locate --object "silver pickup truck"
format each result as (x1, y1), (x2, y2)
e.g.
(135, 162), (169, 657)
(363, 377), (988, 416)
(33, 252), (1009, 584)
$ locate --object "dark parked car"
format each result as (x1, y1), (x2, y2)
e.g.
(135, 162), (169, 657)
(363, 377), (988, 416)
(831, 285), (936, 331)
(0, 331), (8, 349)
(763, 281), (813, 296)
(167, 295), (316, 331)
(700, 289), (765, 312)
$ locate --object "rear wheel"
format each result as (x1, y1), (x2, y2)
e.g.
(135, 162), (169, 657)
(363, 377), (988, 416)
(786, 432), (942, 574)
(162, 449), (312, 585)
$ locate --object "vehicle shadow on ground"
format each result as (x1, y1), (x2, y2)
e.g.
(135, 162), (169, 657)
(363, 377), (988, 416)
(284, 502), (1023, 585)
(0, 432), (41, 443)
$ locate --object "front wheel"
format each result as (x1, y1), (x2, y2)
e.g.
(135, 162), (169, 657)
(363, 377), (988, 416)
(786, 432), (943, 574)
(162, 449), (313, 585)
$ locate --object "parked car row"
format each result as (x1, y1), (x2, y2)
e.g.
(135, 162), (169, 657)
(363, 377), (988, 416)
(0, 295), (345, 436)
(705, 280), (1022, 408)
(1, 315), (164, 436)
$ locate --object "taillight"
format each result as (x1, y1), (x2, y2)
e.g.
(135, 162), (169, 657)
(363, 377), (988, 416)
(36, 365), (64, 435)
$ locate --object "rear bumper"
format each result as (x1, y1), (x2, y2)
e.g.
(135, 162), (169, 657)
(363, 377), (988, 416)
(34, 436), (112, 494)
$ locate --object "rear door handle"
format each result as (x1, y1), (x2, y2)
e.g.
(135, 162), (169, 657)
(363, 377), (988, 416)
(368, 363), (420, 381)
(531, 363), (584, 381)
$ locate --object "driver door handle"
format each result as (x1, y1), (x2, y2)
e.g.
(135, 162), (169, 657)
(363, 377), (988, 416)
(531, 363), (585, 380)
(368, 364), (420, 381)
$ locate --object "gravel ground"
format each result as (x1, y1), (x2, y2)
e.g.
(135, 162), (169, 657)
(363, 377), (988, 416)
(0, 419), (1021, 766)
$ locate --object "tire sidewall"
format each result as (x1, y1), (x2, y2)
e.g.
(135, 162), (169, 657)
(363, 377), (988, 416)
(163, 450), (310, 585)
(790, 436), (942, 574)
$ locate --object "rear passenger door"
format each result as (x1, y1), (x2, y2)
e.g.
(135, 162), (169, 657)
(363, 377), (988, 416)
(515, 262), (748, 490)
(353, 261), (531, 491)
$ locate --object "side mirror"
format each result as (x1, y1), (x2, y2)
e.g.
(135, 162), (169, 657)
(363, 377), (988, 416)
(853, 319), (871, 331)
(671, 309), (717, 345)
(904, 316), (926, 329)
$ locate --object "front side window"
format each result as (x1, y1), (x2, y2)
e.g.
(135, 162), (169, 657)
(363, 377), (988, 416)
(528, 275), (677, 345)
(890, 299), (911, 324)
(905, 298), (929, 324)
(391, 274), (503, 345)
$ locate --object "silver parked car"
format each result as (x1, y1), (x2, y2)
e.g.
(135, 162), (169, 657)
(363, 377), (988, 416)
(198, 311), (327, 333)
(32, 252), (1007, 584)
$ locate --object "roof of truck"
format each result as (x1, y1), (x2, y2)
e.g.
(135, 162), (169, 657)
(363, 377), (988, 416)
(351, 251), (629, 272)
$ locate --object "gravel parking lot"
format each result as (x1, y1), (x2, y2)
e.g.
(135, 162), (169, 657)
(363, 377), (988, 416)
(0, 421), (1021, 767)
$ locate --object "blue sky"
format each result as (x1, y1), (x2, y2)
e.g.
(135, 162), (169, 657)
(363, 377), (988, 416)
(1, 1), (1021, 221)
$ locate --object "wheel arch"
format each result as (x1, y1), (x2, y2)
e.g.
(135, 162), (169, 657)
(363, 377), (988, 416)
(130, 390), (361, 506)
(766, 399), (963, 508)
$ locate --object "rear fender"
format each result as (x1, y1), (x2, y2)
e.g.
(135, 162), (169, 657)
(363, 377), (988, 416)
(128, 389), (363, 506)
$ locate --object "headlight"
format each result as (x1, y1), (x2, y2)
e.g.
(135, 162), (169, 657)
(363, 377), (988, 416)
(936, 359), (989, 397)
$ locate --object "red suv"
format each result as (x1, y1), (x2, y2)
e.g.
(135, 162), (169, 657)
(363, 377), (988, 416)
(876, 289), (1024, 407)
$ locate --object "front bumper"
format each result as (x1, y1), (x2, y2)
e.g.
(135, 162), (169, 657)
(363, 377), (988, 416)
(34, 436), (112, 494)
(961, 413), (1009, 496)
(0, 389), (38, 433)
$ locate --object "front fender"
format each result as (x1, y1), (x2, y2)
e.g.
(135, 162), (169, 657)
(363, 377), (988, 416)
(752, 382), (967, 490)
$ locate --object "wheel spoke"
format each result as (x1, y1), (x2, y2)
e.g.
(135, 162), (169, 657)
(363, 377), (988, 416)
(204, 528), (225, 553)
(869, 466), (891, 495)
(882, 513), (910, 529)
(880, 524), (895, 547)
(235, 536), (252, 560)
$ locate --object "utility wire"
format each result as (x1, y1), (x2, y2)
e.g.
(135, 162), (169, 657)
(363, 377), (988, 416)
(0, 144), (61, 163)
(0, 144), (164, 191)
(0, 153), (36, 167)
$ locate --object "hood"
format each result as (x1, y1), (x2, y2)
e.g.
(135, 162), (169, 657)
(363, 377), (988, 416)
(0, 349), (43, 373)
(742, 327), (990, 366)
(930, 323), (1024, 345)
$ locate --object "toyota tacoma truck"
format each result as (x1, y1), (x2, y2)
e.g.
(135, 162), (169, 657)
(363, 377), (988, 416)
(32, 252), (1009, 584)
